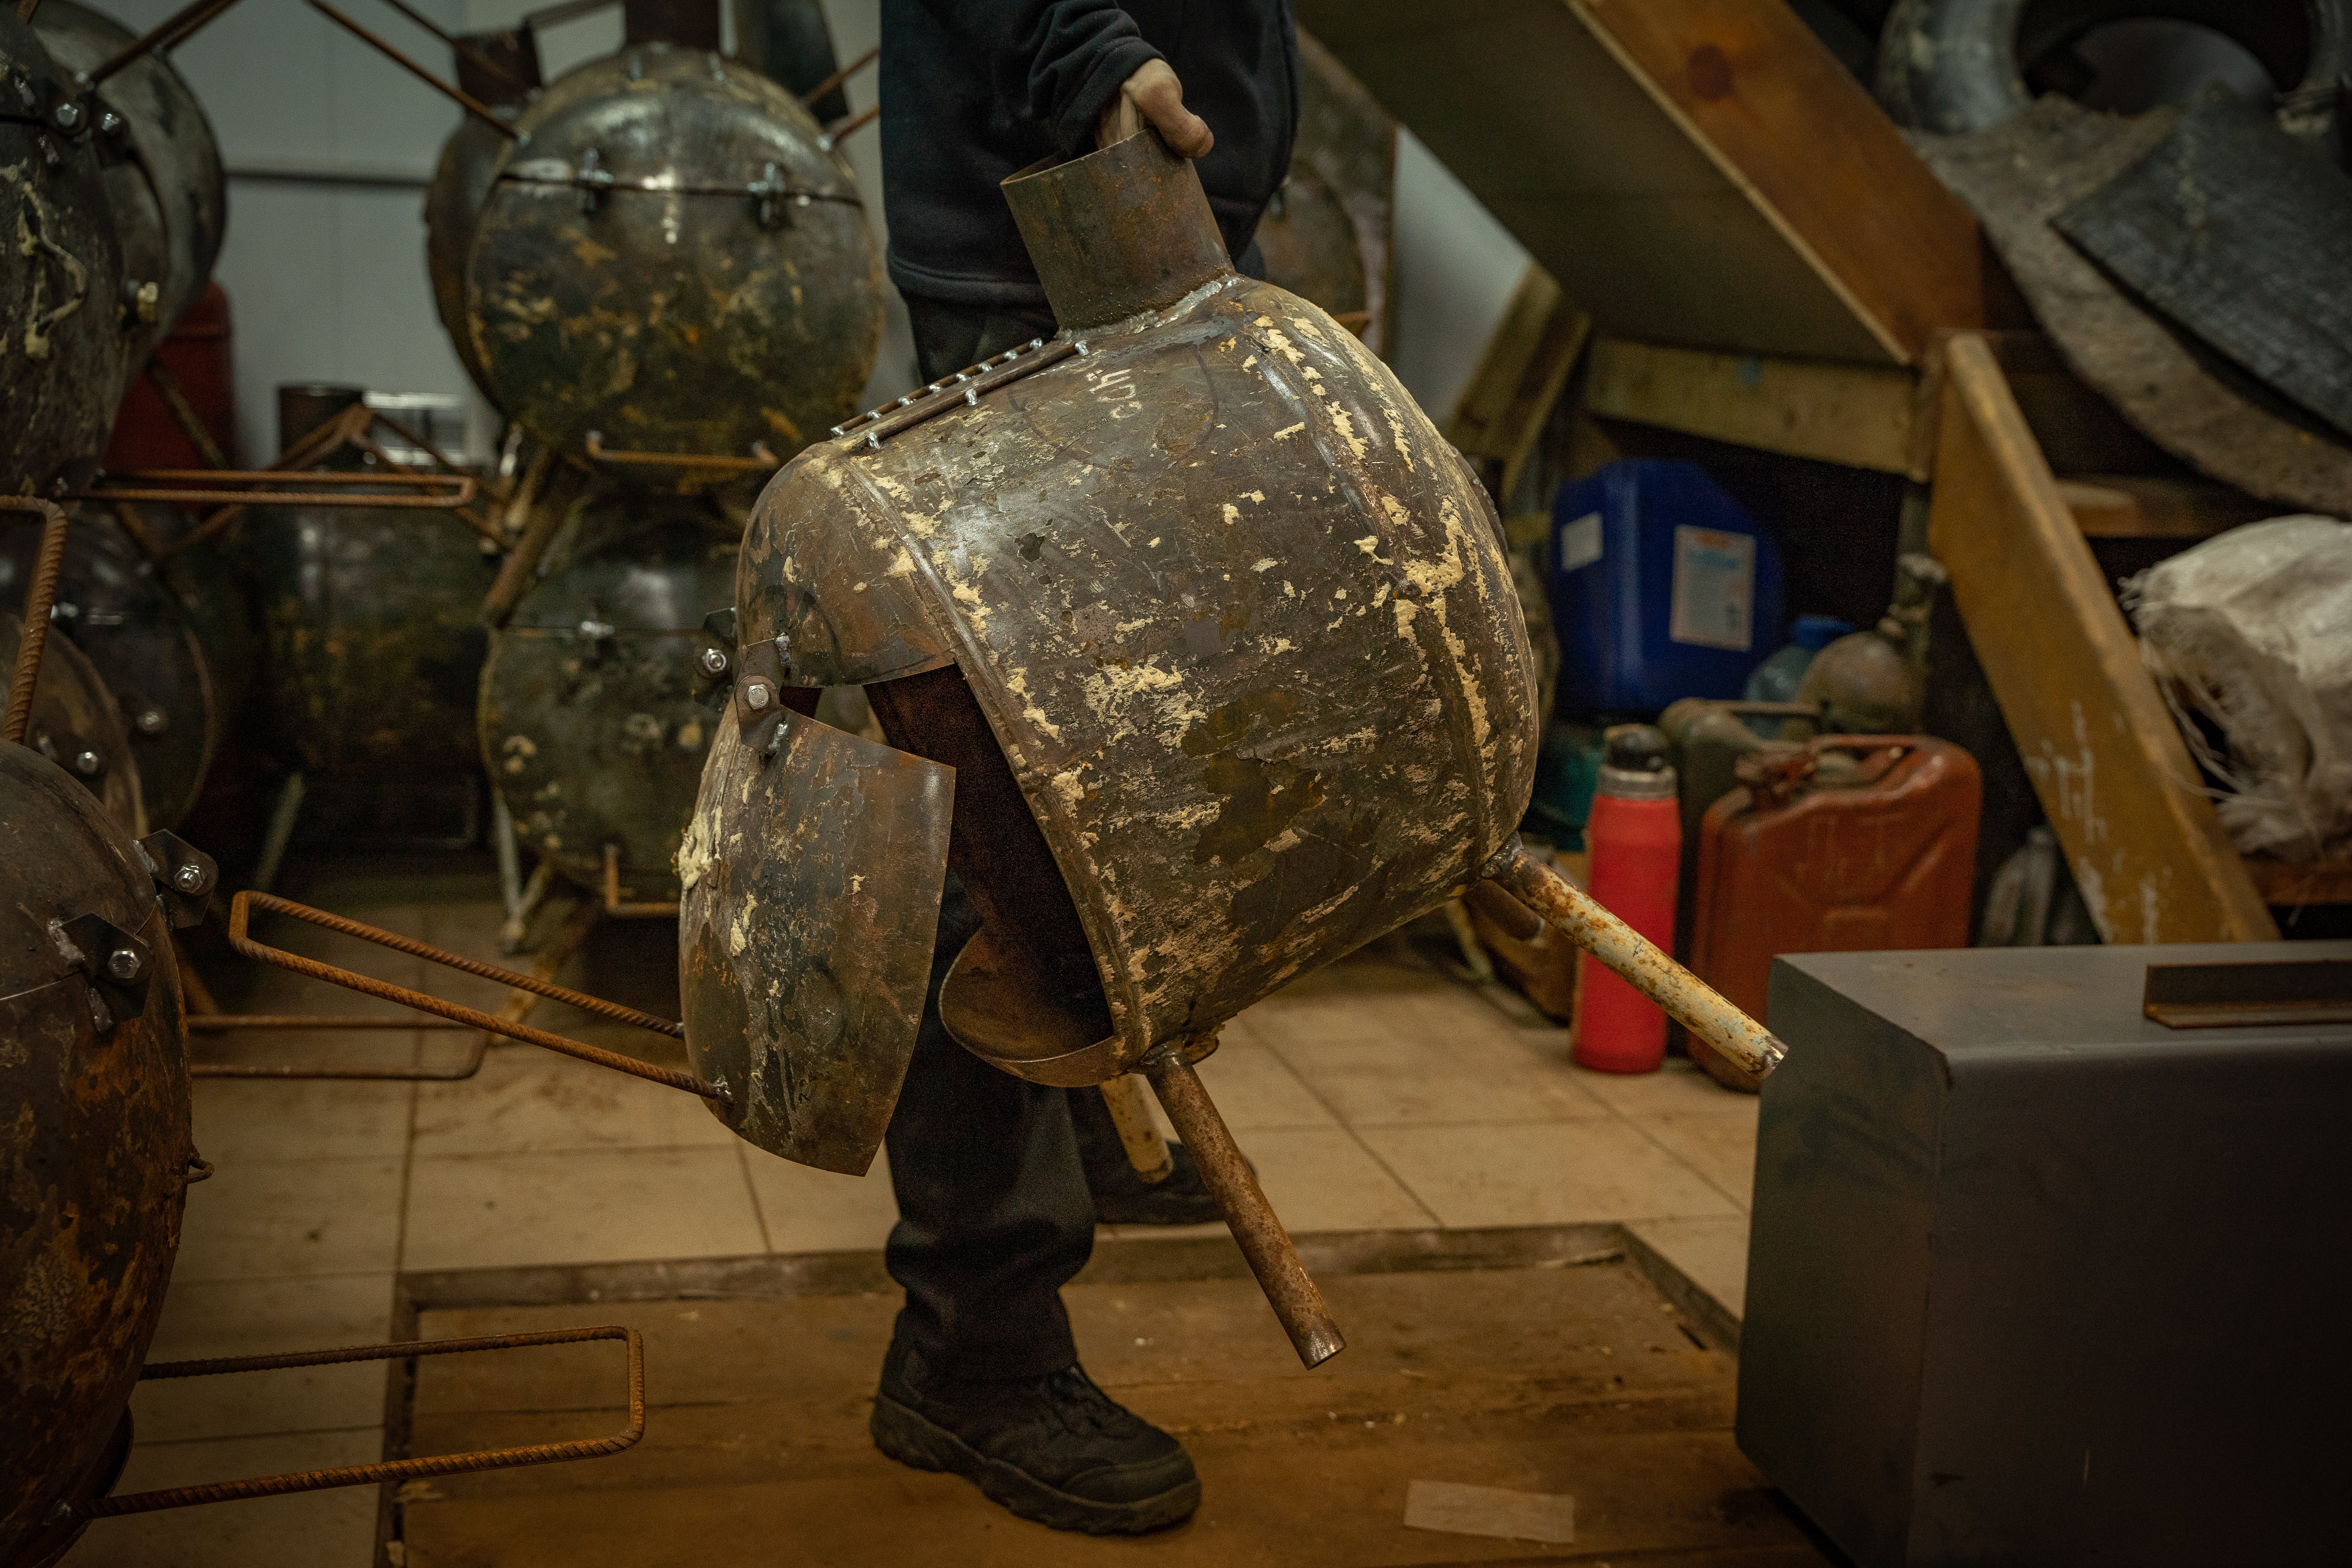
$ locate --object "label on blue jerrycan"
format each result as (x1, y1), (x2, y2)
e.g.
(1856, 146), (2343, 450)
(1548, 459), (1784, 716)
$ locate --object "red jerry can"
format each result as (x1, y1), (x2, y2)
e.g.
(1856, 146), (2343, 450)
(1688, 735), (1980, 1088)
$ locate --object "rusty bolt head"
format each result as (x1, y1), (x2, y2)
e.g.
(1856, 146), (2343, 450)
(742, 681), (773, 711)
(136, 707), (167, 735)
(174, 863), (210, 893)
(73, 749), (102, 775)
(105, 948), (141, 982)
(699, 646), (730, 677)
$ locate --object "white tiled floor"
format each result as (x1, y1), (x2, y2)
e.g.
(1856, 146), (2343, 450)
(63, 870), (1762, 1566)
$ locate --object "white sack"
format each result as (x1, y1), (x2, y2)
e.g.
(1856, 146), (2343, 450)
(2122, 515), (2352, 862)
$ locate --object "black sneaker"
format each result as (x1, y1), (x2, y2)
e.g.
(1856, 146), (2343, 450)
(870, 1341), (1201, 1534)
(1069, 1088), (1225, 1225)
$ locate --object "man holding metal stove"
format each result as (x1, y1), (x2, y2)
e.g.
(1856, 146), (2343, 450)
(860, 0), (1297, 1535)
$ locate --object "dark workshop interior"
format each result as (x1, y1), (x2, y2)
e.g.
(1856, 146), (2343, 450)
(5, 0), (2349, 1563)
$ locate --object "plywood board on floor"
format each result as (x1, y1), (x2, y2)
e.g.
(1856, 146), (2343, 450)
(396, 1262), (1830, 1566)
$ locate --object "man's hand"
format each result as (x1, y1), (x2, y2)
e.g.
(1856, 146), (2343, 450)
(1096, 59), (1213, 157)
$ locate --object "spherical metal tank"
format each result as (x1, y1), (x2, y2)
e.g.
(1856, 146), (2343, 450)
(31, 0), (227, 368)
(0, 510), (216, 829)
(246, 497), (497, 779)
(1, 607), (146, 833)
(0, 11), (129, 493)
(425, 115), (521, 407)
(465, 42), (883, 471)
(423, 32), (539, 408)
(0, 739), (192, 1564)
(481, 486), (738, 899)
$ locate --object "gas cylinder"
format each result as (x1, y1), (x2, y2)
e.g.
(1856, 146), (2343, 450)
(0, 11), (129, 494)
(1572, 724), (1680, 1074)
(243, 386), (496, 779)
(0, 607), (145, 833)
(0, 717), (202, 1565)
(463, 35), (884, 472)
(480, 485), (739, 901)
(1688, 734), (1981, 1087)
(1, 509), (219, 829)
(30, 0), (225, 370)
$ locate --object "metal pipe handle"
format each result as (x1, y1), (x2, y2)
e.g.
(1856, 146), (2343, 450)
(76, 1326), (644, 1518)
(1485, 836), (1786, 1081)
(1143, 1047), (1343, 1368)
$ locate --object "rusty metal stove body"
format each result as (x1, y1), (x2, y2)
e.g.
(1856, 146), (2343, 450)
(680, 132), (1792, 1367)
(681, 131), (1548, 1363)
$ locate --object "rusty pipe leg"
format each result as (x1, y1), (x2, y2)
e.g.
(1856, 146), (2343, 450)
(1142, 1046), (1343, 1368)
(1096, 1074), (1172, 1183)
(1486, 836), (1786, 1081)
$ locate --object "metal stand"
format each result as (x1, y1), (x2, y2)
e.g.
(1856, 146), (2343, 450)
(1142, 1045), (1343, 1368)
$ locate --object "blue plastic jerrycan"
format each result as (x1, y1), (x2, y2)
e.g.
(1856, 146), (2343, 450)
(1548, 459), (1785, 716)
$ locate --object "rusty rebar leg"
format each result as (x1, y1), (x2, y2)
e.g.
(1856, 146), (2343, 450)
(1097, 1074), (1172, 1183)
(1142, 1047), (1343, 1368)
(1486, 836), (1786, 1081)
(2, 497), (69, 746)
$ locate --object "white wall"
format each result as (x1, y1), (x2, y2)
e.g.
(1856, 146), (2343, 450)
(1387, 128), (1529, 426)
(120, 0), (1516, 458)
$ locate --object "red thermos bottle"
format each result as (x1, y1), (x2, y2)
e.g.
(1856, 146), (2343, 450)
(1573, 724), (1681, 1074)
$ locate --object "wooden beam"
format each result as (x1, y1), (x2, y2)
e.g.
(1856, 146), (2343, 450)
(1928, 334), (2276, 943)
(2245, 857), (2352, 908)
(2057, 475), (2274, 539)
(1582, 337), (1920, 476)
(1579, 0), (1984, 364)
(1299, 0), (1982, 365)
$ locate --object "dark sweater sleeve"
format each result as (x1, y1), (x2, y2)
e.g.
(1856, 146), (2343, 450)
(918, 0), (1162, 154)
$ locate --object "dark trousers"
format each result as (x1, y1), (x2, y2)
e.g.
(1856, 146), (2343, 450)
(881, 293), (1091, 1383)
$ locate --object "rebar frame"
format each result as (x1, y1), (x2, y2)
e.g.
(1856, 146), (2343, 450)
(72, 1326), (644, 1519)
(2, 497), (69, 747)
(227, 891), (720, 1099)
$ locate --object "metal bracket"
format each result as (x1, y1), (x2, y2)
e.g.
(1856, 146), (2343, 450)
(691, 606), (737, 710)
(828, 337), (1076, 450)
(747, 161), (789, 230)
(135, 829), (218, 929)
(576, 146), (613, 213)
(55, 912), (151, 1031)
(731, 635), (790, 753)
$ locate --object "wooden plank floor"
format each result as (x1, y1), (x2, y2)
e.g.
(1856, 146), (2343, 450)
(398, 1259), (1834, 1566)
